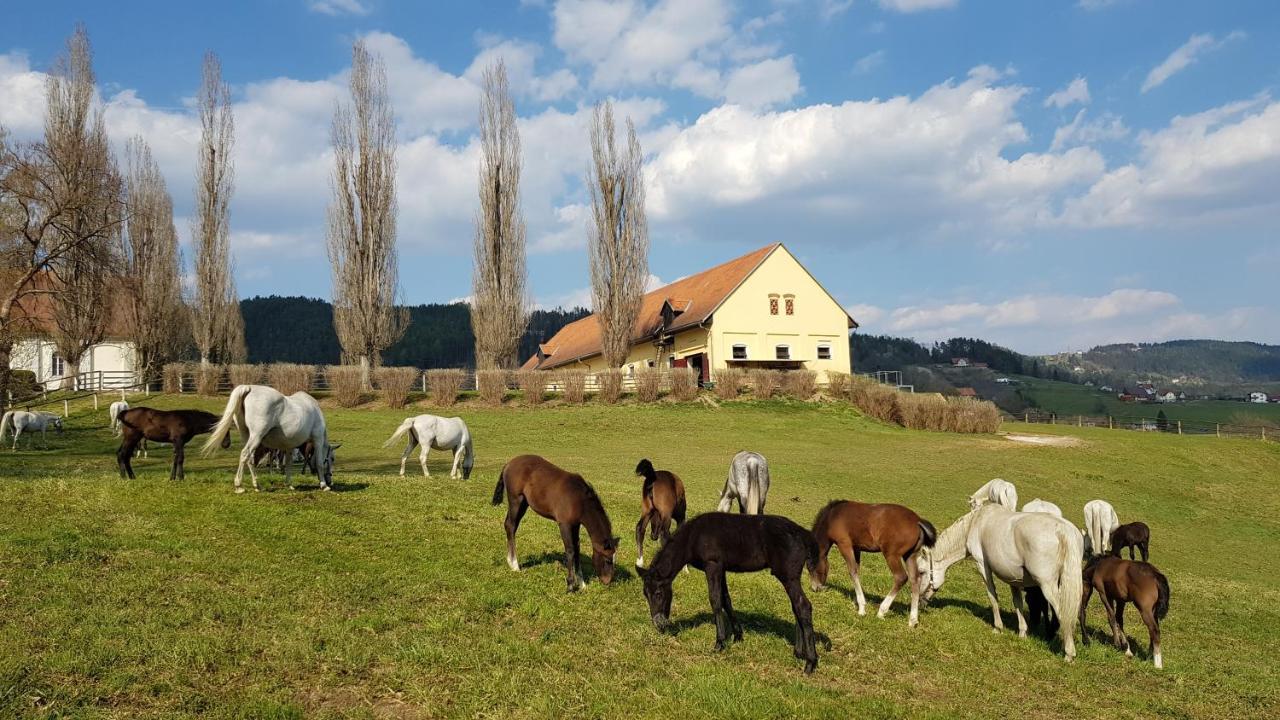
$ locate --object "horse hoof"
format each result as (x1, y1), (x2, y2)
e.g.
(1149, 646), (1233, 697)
(635, 557), (644, 568)
(804, 660), (817, 675)
(1154, 655), (1163, 669)
(909, 618), (919, 628)
(234, 488), (246, 494)
(857, 608), (867, 617)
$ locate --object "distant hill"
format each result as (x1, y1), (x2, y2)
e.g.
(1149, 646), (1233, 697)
(240, 296), (588, 368)
(1047, 340), (1280, 393)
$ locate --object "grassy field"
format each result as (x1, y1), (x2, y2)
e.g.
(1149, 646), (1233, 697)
(1009, 375), (1280, 427)
(2, 393), (1278, 719)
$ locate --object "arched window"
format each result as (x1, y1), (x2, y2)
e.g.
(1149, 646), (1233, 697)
(768, 294), (780, 315)
(784, 294), (795, 315)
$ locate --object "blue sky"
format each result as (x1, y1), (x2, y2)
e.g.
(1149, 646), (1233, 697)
(2, 0), (1278, 354)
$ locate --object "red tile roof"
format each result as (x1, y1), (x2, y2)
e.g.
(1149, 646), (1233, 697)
(522, 243), (856, 370)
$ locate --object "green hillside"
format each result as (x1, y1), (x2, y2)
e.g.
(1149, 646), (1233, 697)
(1049, 340), (1280, 394)
(1, 395), (1278, 718)
(1011, 375), (1280, 427)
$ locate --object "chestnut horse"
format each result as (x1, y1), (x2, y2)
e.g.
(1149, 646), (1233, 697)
(1109, 521), (1150, 562)
(117, 407), (228, 480)
(1080, 554), (1170, 668)
(810, 500), (937, 626)
(638, 512), (820, 674)
(633, 458), (687, 568)
(492, 454), (619, 592)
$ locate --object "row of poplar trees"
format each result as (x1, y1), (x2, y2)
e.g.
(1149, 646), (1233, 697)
(0, 26), (243, 405)
(0, 27), (654, 404)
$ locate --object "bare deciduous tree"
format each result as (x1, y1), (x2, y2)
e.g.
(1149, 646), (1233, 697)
(190, 51), (244, 368)
(122, 137), (186, 382)
(43, 26), (123, 387)
(327, 40), (407, 388)
(587, 100), (649, 368)
(470, 60), (529, 370)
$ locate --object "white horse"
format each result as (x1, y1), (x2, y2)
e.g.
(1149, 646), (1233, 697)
(1021, 498), (1063, 517)
(201, 385), (339, 494)
(716, 450), (770, 514)
(915, 503), (1082, 660)
(969, 478), (1018, 510)
(109, 400), (129, 435)
(0, 410), (64, 450)
(382, 414), (474, 479)
(1083, 499), (1120, 557)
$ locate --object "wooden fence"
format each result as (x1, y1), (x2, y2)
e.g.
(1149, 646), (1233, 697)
(1012, 410), (1274, 442)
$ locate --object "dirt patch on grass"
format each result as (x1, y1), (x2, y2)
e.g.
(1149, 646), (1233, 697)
(1003, 433), (1084, 448)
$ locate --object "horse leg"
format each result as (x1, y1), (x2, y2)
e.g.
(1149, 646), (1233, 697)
(420, 434), (433, 478)
(504, 498), (527, 571)
(171, 439), (185, 481)
(716, 492), (734, 513)
(906, 554), (922, 628)
(399, 433), (417, 477)
(846, 545), (868, 615)
(704, 562), (729, 650)
(1141, 605), (1162, 669)
(878, 551), (909, 620)
(980, 564), (1005, 632)
(284, 449), (294, 489)
(1115, 600), (1131, 657)
(117, 436), (139, 479)
(235, 433), (265, 494)
(1098, 594), (1121, 649)
(1079, 583), (1093, 646)
(560, 522), (583, 592)
(781, 572), (818, 674)
(1140, 542), (1149, 563)
(450, 446), (465, 480)
(1010, 586), (1028, 638)
(634, 513), (650, 568)
(720, 574), (743, 641)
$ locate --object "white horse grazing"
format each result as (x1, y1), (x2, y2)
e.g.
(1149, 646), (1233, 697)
(202, 385), (340, 494)
(0, 410), (64, 450)
(383, 414), (474, 479)
(109, 400), (129, 435)
(915, 503), (1082, 660)
(716, 450), (770, 514)
(969, 478), (1018, 510)
(1083, 499), (1120, 557)
(1021, 498), (1063, 517)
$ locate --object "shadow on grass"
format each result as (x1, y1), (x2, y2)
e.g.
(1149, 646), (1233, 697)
(668, 609), (832, 649)
(515, 551), (638, 584)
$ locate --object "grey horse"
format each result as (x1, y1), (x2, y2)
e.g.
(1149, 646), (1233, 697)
(716, 450), (770, 514)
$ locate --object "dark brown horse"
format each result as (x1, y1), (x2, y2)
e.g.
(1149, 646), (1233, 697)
(634, 458), (686, 568)
(492, 454), (620, 592)
(809, 500), (937, 626)
(638, 512), (821, 673)
(117, 407), (228, 480)
(1025, 586), (1060, 639)
(1080, 554), (1170, 668)
(252, 440), (316, 475)
(1109, 521), (1150, 562)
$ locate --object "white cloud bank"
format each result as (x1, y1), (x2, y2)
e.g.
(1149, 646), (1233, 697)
(1142, 31), (1244, 93)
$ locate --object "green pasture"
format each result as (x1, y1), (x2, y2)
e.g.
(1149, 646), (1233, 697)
(1010, 375), (1280, 427)
(1, 393), (1278, 718)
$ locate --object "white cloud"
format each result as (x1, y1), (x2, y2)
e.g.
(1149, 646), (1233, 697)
(1044, 76), (1090, 108)
(308, 0), (370, 16)
(846, 303), (886, 326)
(876, 0), (957, 12)
(1050, 109), (1128, 151)
(820, 1), (854, 21)
(1061, 95), (1280, 227)
(722, 56), (802, 108)
(646, 68), (1105, 239)
(1142, 31), (1245, 93)
(853, 50), (886, 75)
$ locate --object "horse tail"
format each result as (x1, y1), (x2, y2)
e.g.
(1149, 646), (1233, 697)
(382, 417), (416, 448)
(201, 385), (250, 456)
(918, 519), (938, 549)
(745, 457), (762, 514)
(1153, 569), (1170, 621)
(1054, 525), (1084, 650)
(810, 500), (844, 540)
(803, 526), (822, 574)
(491, 463), (507, 506)
(0, 411), (12, 442)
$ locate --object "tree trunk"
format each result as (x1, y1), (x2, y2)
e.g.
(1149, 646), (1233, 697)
(359, 354), (371, 392)
(0, 345), (11, 412)
(65, 358), (81, 391)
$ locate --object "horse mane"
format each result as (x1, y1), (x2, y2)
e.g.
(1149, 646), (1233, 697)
(811, 500), (846, 540)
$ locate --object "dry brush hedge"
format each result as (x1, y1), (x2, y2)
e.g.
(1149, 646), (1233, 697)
(228, 364), (263, 387)
(375, 366), (419, 409)
(476, 369), (509, 405)
(326, 365), (364, 407)
(668, 367), (698, 401)
(712, 368), (744, 400)
(597, 369), (624, 404)
(749, 369), (780, 399)
(559, 369), (587, 404)
(517, 370), (548, 405)
(268, 363), (314, 396)
(781, 369), (817, 400)
(162, 363), (185, 394)
(195, 364), (222, 396)
(634, 367), (662, 402)
(427, 369), (466, 407)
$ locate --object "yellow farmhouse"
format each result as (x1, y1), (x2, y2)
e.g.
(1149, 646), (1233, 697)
(521, 243), (858, 383)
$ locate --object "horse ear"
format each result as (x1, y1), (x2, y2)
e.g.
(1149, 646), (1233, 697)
(611, 536), (621, 550)
(330, 442), (342, 450)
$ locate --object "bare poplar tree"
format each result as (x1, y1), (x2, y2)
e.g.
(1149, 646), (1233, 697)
(470, 60), (529, 370)
(327, 39), (407, 388)
(122, 137), (186, 382)
(190, 51), (244, 368)
(43, 26), (124, 387)
(587, 100), (649, 368)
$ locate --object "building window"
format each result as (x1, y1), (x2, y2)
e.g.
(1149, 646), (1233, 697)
(785, 296), (795, 315)
(50, 352), (65, 377)
(769, 296), (779, 315)
(775, 345), (790, 360)
(647, 360), (655, 368)
(817, 343), (831, 360)
(732, 344), (748, 360)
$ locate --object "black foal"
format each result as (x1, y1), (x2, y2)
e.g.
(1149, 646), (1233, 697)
(639, 512), (820, 673)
